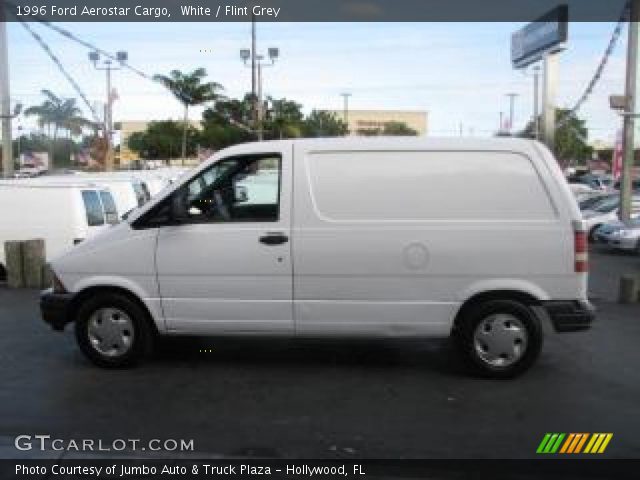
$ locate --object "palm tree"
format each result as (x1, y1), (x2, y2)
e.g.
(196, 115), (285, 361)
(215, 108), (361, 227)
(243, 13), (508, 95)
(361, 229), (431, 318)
(153, 68), (224, 164)
(24, 90), (92, 167)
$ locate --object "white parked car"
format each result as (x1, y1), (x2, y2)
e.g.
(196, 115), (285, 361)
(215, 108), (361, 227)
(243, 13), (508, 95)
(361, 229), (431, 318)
(0, 181), (118, 280)
(40, 138), (593, 377)
(593, 219), (640, 253)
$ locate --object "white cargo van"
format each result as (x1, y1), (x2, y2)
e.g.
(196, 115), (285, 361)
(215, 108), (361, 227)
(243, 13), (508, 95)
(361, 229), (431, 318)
(40, 138), (593, 377)
(29, 175), (151, 217)
(0, 181), (118, 279)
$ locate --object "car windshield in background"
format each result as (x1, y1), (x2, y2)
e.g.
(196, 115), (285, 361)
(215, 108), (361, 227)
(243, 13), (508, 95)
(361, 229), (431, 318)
(81, 190), (105, 226)
(593, 197), (620, 213)
(99, 191), (119, 224)
(579, 194), (616, 211)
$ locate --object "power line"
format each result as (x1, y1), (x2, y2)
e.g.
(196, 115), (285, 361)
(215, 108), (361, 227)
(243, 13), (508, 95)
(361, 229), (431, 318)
(18, 20), (102, 124)
(557, 1), (630, 129)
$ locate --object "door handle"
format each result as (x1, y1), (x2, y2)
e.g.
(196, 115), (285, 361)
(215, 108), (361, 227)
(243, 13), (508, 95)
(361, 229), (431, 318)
(259, 232), (289, 245)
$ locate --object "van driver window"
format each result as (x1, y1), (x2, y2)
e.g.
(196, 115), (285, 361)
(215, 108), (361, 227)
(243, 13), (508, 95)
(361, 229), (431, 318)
(182, 155), (281, 223)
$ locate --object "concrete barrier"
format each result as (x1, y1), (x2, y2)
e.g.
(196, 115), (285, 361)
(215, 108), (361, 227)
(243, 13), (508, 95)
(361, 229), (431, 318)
(618, 274), (640, 304)
(3, 239), (48, 289)
(4, 241), (23, 288)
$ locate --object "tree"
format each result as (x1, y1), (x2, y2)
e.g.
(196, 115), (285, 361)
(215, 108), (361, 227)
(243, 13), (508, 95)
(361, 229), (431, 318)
(153, 68), (224, 163)
(200, 94), (255, 150)
(264, 97), (304, 139)
(204, 94), (254, 126)
(127, 120), (199, 160)
(519, 109), (593, 165)
(302, 110), (348, 137)
(24, 90), (92, 167)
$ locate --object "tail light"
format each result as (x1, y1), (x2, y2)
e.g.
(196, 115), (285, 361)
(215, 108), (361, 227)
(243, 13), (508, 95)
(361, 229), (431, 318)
(574, 228), (588, 273)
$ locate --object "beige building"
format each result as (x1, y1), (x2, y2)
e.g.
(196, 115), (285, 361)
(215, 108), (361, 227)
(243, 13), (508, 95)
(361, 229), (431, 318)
(327, 110), (428, 136)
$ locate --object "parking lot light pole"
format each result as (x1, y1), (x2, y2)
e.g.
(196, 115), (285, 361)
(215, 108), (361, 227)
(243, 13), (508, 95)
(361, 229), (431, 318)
(240, 46), (279, 140)
(89, 50), (127, 171)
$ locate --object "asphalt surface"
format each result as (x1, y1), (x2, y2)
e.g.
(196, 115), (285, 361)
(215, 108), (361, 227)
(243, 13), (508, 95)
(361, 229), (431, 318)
(0, 249), (639, 460)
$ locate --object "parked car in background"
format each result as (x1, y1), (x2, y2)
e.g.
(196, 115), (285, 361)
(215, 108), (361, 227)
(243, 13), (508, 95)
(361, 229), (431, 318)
(569, 183), (595, 197)
(582, 195), (640, 241)
(578, 192), (617, 212)
(41, 137), (593, 378)
(593, 219), (640, 254)
(0, 180), (117, 280)
(569, 173), (607, 191)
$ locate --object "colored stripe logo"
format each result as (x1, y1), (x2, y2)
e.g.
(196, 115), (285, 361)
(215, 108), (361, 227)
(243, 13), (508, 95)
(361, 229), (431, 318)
(537, 433), (613, 454)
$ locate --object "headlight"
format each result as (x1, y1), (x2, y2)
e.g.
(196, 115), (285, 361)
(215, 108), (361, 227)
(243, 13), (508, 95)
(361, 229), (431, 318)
(618, 229), (636, 238)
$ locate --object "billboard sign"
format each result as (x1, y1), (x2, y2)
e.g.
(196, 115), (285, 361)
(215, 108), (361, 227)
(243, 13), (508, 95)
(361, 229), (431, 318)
(511, 5), (568, 69)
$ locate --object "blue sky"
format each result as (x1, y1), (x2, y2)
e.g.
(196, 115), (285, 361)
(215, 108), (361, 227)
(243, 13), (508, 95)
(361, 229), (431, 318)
(6, 21), (627, 144)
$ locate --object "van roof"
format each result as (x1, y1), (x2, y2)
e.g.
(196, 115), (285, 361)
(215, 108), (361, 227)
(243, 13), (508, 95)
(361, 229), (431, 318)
(215, 136), (546, 157)
(0, 179), (102, 189)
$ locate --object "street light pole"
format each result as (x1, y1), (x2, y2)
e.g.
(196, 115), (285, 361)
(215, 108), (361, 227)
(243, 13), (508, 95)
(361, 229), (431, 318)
(251, 14), (256, 117)
(0, 13), (12, 178)
(506, 93), (518, 133)
(620, 0), (640, 223)
(257, 56), (263, 137)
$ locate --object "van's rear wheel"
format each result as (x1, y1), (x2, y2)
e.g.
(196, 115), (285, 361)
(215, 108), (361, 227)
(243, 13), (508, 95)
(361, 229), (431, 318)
(75, 292), (153, 368)
(454, 299), (542, 378)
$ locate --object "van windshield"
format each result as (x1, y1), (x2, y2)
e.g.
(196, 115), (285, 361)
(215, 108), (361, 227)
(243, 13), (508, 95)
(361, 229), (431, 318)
(132, 182), (150, 207)
(82, 190), (105, 226)
(100, 190), (119, 224)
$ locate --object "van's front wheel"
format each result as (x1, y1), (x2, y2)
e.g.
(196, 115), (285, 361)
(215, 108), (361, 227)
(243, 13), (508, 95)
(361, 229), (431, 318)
(454, 299), (542, 378)
(74, 292), (154, 368)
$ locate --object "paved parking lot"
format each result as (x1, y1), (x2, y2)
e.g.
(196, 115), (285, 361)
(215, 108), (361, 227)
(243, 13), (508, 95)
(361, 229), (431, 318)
(0, 249), (639, 459)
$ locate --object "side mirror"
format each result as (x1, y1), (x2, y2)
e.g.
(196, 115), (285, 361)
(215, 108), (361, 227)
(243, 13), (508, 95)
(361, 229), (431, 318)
(171, 188), (189, 223)
(235, 185), (248, 203)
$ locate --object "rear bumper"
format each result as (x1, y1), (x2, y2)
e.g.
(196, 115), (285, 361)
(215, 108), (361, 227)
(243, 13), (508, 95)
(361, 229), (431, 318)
(40, 288), (74, 331)
(542, 300), (595, 333)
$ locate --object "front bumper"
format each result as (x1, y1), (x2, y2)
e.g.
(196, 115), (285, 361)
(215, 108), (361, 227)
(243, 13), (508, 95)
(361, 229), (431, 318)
(542, 300), (595, 333)
(40, 288), (74, 331)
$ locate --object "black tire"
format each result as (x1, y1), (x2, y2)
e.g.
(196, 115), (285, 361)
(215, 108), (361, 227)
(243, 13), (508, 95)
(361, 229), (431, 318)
(74, 292), (154, 368)
(453, 299), (543, 378)
(588, 225), (601, 243)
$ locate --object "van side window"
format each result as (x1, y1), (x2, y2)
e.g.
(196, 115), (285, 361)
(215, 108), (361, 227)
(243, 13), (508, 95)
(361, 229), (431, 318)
(182, 155), (281, 223)
(82, 190), (105, 226)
